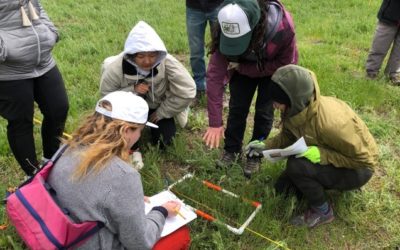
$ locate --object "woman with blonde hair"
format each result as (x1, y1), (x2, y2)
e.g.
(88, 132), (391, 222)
(47, 91), (190, 249)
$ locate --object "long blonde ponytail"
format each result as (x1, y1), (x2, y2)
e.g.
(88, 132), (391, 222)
(65, 103), (140, 181)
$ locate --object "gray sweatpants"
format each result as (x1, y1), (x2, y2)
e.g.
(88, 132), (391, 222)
(366, 21), (400, 78)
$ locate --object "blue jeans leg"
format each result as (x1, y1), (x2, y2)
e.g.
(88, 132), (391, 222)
(186, 7), (218, 91)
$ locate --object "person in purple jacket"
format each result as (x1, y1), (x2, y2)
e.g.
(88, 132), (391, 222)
(202, 0), (298, 178)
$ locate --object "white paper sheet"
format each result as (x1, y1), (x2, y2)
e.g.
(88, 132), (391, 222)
(144, 190), (197, 237)
(262, 137), (308, 162)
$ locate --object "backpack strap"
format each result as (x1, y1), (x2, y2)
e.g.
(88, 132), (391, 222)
(264, 1), (283, 46)
(12, 144), (70, 190)
(50, 144), (69, 164)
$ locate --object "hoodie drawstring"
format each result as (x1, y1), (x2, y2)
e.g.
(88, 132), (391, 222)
(19, 0), (39, 27)
(132, 65), (154, 102)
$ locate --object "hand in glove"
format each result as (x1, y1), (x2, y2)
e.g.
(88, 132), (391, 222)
(296, 146), (320, 164)
(245, 140), (265, 158)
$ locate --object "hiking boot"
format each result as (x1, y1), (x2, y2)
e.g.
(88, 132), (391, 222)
(290, 206), (335, 228)
(390, 74), (400, 86)
(215, 151), (240, 169)
(366, 71), (378, 80)
(243, 157), (261, 178)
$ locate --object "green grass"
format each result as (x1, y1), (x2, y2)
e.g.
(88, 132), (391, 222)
(1, 0), (400, 249)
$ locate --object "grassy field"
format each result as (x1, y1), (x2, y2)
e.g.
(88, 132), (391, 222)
(1, 0), (400, 249)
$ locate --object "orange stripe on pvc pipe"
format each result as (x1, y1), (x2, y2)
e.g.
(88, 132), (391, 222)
(195, 210), (216, 222)
(202, 180), (222, 191)
(242, 198), (262, 208)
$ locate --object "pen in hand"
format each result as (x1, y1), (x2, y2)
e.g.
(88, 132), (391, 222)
(174, 208), (186, 220)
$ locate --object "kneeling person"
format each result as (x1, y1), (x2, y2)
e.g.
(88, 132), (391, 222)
(246, 65), (378, 228)
(100, 21), (196, 149)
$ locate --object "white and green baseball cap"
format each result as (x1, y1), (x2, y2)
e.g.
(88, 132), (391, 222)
(218, 0), (261, 56)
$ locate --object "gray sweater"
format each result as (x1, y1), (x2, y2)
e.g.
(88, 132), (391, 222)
(48, 149), (166, 250)
(0, 0), (58, 80)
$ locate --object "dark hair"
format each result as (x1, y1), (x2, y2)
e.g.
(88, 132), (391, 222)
(276, 108), (289, 129)
(208, 0), (268, 66)
(269, 81), (291, 106)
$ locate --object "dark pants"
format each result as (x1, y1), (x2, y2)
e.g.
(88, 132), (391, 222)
(0, 66), (69, 175)
(132, 109), (176, 151)
(149, 109), (176, 149)
(224, 72), (274, 153)
(275, 157), (373, 207)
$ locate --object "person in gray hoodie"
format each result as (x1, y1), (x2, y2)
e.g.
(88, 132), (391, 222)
(100, 21), (196, 151)
(48, 91), (190, 250)
(0, 0), (69, 176)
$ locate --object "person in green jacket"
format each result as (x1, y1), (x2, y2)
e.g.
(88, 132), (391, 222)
(246, 65), (378, 228)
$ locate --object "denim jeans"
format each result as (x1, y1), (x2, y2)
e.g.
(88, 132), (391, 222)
(186, 7), (219, 91)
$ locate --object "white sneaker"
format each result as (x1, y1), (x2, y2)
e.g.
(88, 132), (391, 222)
(131, 151), (144, 170)
(175, 107), (190, 128)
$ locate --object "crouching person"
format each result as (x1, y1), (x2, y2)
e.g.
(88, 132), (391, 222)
(100, 21), (196, 149)
(48, 91), (191, 249)
(246, 65), (378, 228)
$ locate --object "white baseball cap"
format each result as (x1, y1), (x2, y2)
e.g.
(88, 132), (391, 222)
(218, 0), (261, 56)
(95, 91), (158, 128)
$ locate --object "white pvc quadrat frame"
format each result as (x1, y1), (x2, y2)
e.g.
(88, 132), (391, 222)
(167, 173), (262, 235)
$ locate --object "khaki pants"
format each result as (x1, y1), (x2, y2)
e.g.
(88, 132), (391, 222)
(366, 21), (400, 78)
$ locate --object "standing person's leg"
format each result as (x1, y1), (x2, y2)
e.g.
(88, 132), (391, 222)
(252, 77), (274, 140)
(224, 73), (258, 154)
(149, 109), (176, 149)
(205, 7), (219, 28)
(34, 66), (69, 159)
(366, 21), (398, 78)
(186, 7), (207, 93)
(244, 77), (274, 177)
(0, 80), (38, 175)
(385, 27), (400, 85)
